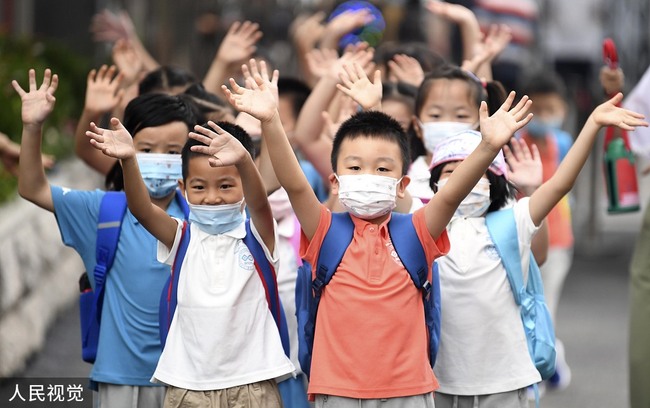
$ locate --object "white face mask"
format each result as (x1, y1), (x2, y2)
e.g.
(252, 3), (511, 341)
(336, 174), (401, 220)
(186, 197), (245, 235)
(419, 121), (475, 154)
(437, 177), (491, 218)
(268, 188), (293, 221)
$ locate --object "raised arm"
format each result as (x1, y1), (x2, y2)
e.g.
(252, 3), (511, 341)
(189, 122), (275, 252)
(86, 119), (178, 248)
(222, 60), (322, 240)
(75, 65), (124, 175)
(424, 91), (533, 238)
(13, 69), (58, 212)
(529, 93), (648, 226)
(336, 62), (382, 111)
(426, 1), (482, 66)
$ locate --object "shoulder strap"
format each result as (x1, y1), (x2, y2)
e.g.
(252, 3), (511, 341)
(93, 191), (129, 317)
(174, 189), (190, 220)
(485, 208), (525, 305)
(243, 219), (291, 357)
(161, 221), (191, 346)
(312, 212), (355, 293)
(388, 212), (430, 293)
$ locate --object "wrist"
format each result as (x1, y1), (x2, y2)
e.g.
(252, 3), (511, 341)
(259, 109), (281, 126)
(23, 122), (44, 133)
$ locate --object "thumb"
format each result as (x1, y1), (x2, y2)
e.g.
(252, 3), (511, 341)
(110, 117), (126, 131)
(609, 92), (624, 106)
(479, 101), (489, 120)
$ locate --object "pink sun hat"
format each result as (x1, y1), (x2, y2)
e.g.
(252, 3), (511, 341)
(429, 130), (508, 177)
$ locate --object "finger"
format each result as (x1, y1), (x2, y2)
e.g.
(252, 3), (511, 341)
(508, 137), (523, 159)
(48, 74), (59, 96)
(106, 65), (118, 81)
(354, 62), (367, 80)
(479, 100), (489, 121)
(514, 100), (533, 121)
(530, 143), (541, 162)
(97, 64), (108, 80)
(242, 64), (252, 81)
(193, 124), (217, 139)
(188, 131), (214, 146)
(190, 144), (214, 156)
(338, 70), (354, 89)
(500, 91), (516, 112)
(249, 58), (261, 80)
(271, 69), (279, 86)
(207, 157), (223, 168)
(227, 21), (242, 36)
(11, 80), (26, 97)
(502, 144), (515, 164)
(259, 60), (270, 82)
(207, 120), (229, 136)
(40, 69), (52, 90)
(609, 92), (624, 106)
(87, 69), (97, 84)
(228, 78), (245, 94)
(373, 69), (382, 85)
(336, 83), (354, 98)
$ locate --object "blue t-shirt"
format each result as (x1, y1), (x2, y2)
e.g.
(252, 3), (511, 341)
(299, 160), (328, 203)
(52, 186), (185, 386)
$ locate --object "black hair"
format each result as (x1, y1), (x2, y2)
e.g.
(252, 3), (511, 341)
(331, 111), (410, 176)
(519, 71), (568, 100)
(181, 121), (254, 181)
(408, 65), (507, 160)
(429, 162), (516, 213)
(277, 77), (311, 120)
(105, 93), (205, 191)
(138, 66), (197, 95)
(183, 83), (236, 121)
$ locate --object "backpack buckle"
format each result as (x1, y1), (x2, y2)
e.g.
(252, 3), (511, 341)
(312, 277), (324, 293)
(422, 280), (432, 296)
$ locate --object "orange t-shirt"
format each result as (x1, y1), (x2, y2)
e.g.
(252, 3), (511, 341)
(522, 133), (574, 248)
(300, 205), (450, 399)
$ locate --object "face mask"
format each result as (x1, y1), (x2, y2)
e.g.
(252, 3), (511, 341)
(136, 153), (182, 199)
(187, 198), (245, 235)
(268, 188), (293, 221)
(336, 174), (401, 220)
(527, 118), (562, 139)
(437, 177), (491, 218)
(420, 121), (474, 153)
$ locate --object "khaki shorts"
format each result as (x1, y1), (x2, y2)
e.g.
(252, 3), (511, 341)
(163, 379), (282, 408)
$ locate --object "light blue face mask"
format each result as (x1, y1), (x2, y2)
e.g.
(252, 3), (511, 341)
(136, 153), (182, 199)
(527, 117), (563, 139)
(187, 198), (245, 235)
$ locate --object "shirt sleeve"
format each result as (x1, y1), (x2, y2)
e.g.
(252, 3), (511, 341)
(50, 186), (102, 257)
(299, 205), (332, 277)
(513, 197), (540, 279)
(250, 217), (280, 272)
(412, 207), (451, 272)
(157, 218), (184, 266)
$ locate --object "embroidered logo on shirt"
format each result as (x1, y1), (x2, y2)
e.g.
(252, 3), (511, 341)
(236, 241), (255, 271)
(385, 242), (404, 267)
(485, 244), (501, 261)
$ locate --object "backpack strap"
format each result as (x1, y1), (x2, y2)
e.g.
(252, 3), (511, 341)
(93, 192), (129, 317)
(313, 212), (355, 294)
(160, 220), (191, 347)
(243, 219), (291, 357)
(485, 208), (525, 305)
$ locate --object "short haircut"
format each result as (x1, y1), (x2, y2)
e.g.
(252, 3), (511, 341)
(105, 93), (204, 191)
(429, 162), (515, 213)
(138, 66), (197, 95)
(331, 111), (410, 176)
(183, 82), (236, 120)
(181, 121), (254, 181)
(519, 71), (568, 100)
(278, 77), (311, 120)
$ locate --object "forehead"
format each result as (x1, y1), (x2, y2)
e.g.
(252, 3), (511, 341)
(422, 79), (474, 109)
(338, 135), (403, 163)
(529, 93), (565, 110)
(186, 155), (241, 182)
(133, 121), (189, 146)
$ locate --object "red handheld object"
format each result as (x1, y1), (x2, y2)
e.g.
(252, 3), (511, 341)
(603, 38), (618, 69)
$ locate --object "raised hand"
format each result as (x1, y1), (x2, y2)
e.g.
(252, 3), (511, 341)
(600, 67), (625, 96)
(336, 62), (382, 111)
(222, 59), (278, 123)
(12, 69), (59, 126)
(479, 92), (533, 151)
(387, 54), (425, 88)
(242, 59), (279, 103)
(90, 9), (136, 42)
(85, 118), (136, 159)
(305, 48), (340, 80)
(425, 0), (476, 24)
(112, 40), (144, 86)
(189, 121), (249, 167)
(592, 93), (648, 129)
(504, 137), (542, 196)
(290, 12), (326, 53)
(84, 65), (124, 115)
(216, 21), (263, 68)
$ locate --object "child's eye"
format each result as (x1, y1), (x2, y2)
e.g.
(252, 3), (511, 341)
(192, 185), (205, 191)
(168, 150), (180, 155)
(140, 148), (152, 153)
(348, 166), (361, 171)
(377, 167), (390, 172)
(220, 184), (233, 190)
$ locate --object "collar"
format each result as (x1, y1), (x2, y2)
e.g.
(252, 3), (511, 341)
(349, 212), (392, 236)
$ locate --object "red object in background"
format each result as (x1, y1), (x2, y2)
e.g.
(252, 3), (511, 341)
(602, 38), (640, 213)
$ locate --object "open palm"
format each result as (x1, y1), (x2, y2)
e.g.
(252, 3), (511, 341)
(189, 122), (247, 167)
(12, 69), (59, 126)
(222, 70), (277, 123)
(86, 118), (136, 159)
(592, 93), (648, 130)
(479, 91), (533, 151)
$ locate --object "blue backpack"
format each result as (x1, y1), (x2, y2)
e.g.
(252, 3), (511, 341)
(158, 219), (290, 357)
(296, 212), (441, 378)
(485, 208), (556, 381)
(79, 190), (188, 363)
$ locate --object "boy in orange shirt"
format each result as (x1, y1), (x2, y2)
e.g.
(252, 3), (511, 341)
(222, 60), (533, 407)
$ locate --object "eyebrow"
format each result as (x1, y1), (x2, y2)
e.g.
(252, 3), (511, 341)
(343, 156), (396, 164)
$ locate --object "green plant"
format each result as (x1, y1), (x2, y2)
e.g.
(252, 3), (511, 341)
(0, 35), (90, 203)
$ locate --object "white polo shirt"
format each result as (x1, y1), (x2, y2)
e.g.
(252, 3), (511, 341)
(434, 198), (542, 395)
(152, 219), (295, 390)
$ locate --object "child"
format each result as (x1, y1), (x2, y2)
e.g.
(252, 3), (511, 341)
(222, 60), (534, 407)
(428, 94), (647, 407)
(518, 71), (575, 390)
(409, 65), (507, 203)
(86, 116), (295, 406)
(14, 68), (202, 408)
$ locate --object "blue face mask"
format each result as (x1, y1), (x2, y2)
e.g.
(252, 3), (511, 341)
(526, 119), (550, 139)
(188, 198), (245, 235)
(136, 153), (182, 199)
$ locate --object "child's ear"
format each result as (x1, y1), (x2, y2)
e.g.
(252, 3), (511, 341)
(178, 179), (186, 196)
(412, 115), (423, 140)
(328, 173), (340, 196)
(396, 175), (411, 199)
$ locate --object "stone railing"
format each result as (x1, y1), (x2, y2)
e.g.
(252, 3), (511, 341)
(0, 159), (101, 377)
